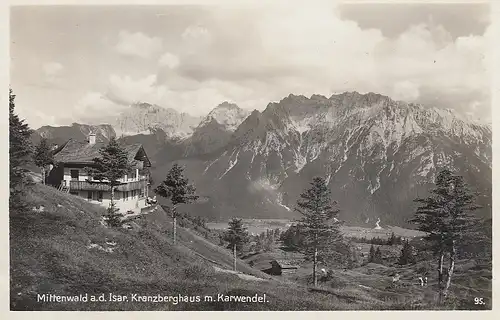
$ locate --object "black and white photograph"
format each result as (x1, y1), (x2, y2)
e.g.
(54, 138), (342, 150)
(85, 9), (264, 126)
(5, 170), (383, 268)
(8, 0), (493, 311)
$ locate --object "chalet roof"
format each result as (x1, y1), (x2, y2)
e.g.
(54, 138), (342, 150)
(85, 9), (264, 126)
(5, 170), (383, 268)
(246, 253), (299, 270)
(52, 138), (151, 167)
(246, 253), (278, 270)
(275, 259), (299, 268)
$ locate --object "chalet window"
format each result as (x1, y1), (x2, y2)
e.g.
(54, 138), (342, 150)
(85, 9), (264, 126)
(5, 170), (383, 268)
(123, 191), (129, 201)
(87, 191), (92, 200)
(70, 191), (78, 196)
(97, 191), (103, 202)
(139, 187), (144, 198)
(70, 170), (79, 180)
(115, 192), (121, 200)
(130, 170), (137, 180)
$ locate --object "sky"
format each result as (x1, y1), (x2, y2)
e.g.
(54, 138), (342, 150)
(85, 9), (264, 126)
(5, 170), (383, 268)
(10, 2), (492, 129)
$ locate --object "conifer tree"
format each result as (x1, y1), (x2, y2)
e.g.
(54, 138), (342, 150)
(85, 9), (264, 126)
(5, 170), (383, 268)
(398, 239), (416, 265)
(410, 169), (481, 303)
(280, 224), (305, 251)
(295, 177), (343, 287)
(387, 232), (396, 245)
(33, 137), (54, 185)
(368, 245), (375, 263)
(154, 163), (198, 245)
(85, 137), (131, 227)
(374, 247), (383, 264)
(9, 88), (33, 213)
(222, 218), (249, 271)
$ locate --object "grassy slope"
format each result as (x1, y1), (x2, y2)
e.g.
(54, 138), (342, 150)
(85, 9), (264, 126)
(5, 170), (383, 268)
(10, 184), (384, 311)
(283, 254), (492, 310)
(11, 184), (491, 310)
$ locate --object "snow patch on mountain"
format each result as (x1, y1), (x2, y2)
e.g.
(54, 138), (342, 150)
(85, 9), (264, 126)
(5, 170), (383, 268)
(199, 102), (250, 132)
(219, 149), (240, 179)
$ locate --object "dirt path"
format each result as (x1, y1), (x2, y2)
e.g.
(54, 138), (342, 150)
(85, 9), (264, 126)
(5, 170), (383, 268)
(212, 266), (267, 282)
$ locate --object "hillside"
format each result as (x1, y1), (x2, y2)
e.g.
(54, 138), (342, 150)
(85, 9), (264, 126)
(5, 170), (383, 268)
(11, 183), (398, 311)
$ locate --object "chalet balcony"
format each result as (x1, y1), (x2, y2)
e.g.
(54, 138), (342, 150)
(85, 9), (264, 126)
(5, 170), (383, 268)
(68, 179), (148, 192)
(116, 179), (148, 192)
(69, 180), (111, 191)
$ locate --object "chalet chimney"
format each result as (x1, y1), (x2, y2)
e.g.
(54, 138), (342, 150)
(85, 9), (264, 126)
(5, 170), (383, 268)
(88, 132), (96, 145)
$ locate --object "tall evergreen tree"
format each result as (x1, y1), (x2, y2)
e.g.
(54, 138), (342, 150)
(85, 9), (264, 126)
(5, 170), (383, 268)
(33, 138), (54, 185)
(373, 247), (383, 264)
(9, 88), (33, 213)
(280, 224), (305, 251)
(398, 240), (416, 265)
(154, 163), (198, 245)
(295, 177), (343, 287)
(85, 137), (131, 227)
(368, 244), (375, 263)
(410, 169), (481, 303)
(222, 218), (249, 271)
(387, 232), (396, 245)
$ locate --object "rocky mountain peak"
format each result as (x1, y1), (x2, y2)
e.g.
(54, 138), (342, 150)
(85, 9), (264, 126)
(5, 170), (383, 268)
(200, 102), (251, 132)
(114, 102), (203, 138)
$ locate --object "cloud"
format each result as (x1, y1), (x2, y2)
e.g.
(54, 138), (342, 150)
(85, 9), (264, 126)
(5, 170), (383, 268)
(43, 62), (63, 76)
(391, 81), (421, 101)
(105, 74), (167, 106)
(64, 91), (132, 126)
(57, 3), (491, 125)
(156, 3), (490, 121)
(115, 30), (162, 58)
(159, 52), (180, 69)
(42, 62), (64, 85)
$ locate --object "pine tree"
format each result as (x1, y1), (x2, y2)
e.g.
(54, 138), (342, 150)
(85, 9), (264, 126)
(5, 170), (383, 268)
(387, 232), (396, 245)
(280, 224), (305, 251)
(368, 245), (375, 263)
(222, 218), (249, 271)
(410, 169), (482, 303)
(374, 247), (383, 264)
(295, 177), (343, 287)
(398, 240), (416, 265)
(154, 163), (198, 245)
(85, 137), (131, 227)
(33, 138), (54, 185)
(9, 89), (33, 213)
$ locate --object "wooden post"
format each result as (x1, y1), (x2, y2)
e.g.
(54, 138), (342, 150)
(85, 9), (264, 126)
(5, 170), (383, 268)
(443, 241), (456, 300)
(438, 251), (444, 304)
(233, 243), (237, 272)
(313, 247), (318, 287)
(173, 205), (177, 245)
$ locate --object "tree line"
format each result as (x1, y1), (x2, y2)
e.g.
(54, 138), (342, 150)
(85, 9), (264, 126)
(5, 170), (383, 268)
(343, 232), (404, 246)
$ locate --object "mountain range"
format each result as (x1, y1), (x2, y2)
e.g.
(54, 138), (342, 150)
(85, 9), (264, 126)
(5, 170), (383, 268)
(32, 92), (492, 226)
(114, 102), (203, 138)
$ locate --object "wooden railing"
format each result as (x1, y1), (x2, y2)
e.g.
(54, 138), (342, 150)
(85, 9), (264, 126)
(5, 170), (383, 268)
(116, 179), (147, 192)
(69, 180), (111, 191)
(69, 179), (147, 192)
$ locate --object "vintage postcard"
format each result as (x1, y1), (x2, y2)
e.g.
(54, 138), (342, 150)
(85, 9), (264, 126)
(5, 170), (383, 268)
(7, 0), (494, 312)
